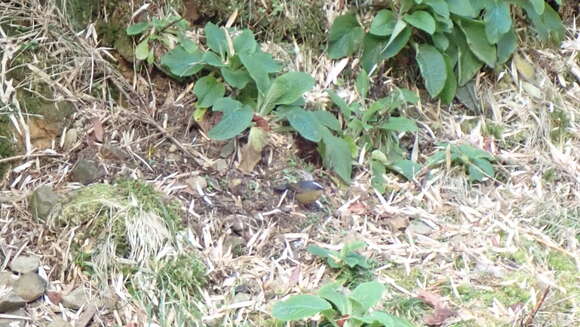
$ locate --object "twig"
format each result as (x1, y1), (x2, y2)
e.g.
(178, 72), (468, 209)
(0, 152), (63, 164)
(521, 287), (550, 327)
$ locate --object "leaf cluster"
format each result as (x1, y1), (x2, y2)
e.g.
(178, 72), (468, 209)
(426, 143), (495, 182)
(328, 0), (564, 102)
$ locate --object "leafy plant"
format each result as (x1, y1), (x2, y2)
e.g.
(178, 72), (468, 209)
(128, 19), (353, 182)
(328, 76), (422, 191)
(308, 241), (375, 287)
(426, 143), (495, 182)
(272, 281), (414, 327)
(328, 0), (564, 103)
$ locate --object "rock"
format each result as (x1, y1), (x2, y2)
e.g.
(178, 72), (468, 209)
(212, 159), (229, 175)
(9, 256), (40, 274)
(0, 272), (17, 287)
(62, 287), (92, 310)
(0, 294), (27, 313)
(29, 185), (60, 220)
(12, 273), (47, 302)
(46, 317), (72, 327)
(0, 308), (27, 327)
(407, 219), (434, 235)
(70, 159), (104, 185)
(63, 128), (79, 151)
(185, 176), (207, 193)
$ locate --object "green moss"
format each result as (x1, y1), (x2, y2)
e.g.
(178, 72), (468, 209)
(547, 252), (576, 272)
(382, 267), (424, 291)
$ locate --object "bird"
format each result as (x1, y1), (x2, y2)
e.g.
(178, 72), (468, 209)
(274, 180), (324, 205)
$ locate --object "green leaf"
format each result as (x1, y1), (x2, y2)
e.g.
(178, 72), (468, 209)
(327, 90), (351, 119)
(389, 159), (422, 180)
(286, 108), (322, 142)
(272, 295), (331, 321)
(382, 26), (412, 59)
(194, 76), (225, 108)
(371, 160), (386, 192)
(319, 283), (349, 314)
(343, 251), (370, 268)
(321, 132), (352, 183)
(135, 39), (149, 60)
(207, 99), (253, 140)
(307, 245), (333, 259)
(350, 282), (385, 311)
(262, 72), (315, 114)
(126, 22), (149, 35)
(328, 13), (364, 59)
(529, 0), (545, 15)
(202, 52), (224, 67)
(470, 158), (494, 181)
(439, 54), (457, 104)
(370, 9), (397, 36)
(457, 144), (493, 160)
(382, 117), (418, 132)
(415, 44), (447, 97)
(522, 2), (564, 44)
(395, 88), (420, 104)
(484, 2), (512, 44)
(447, 0), (475, 17)
(458, 19), (497, 67)
(403, 11), (436, 34)
(471, 0), (494, 12)
(312, 111), (341, 131)
(453, 28), (484, 86)
(497, 28), (517, 64)
(239, 51), (279, 95)
(424, 0), (450, 18)
(221, 67), (251, 89)
(205, 22), (228, 57)
(355, 69), (370, 100)
(161, 46), (204, 77)
(432, 32), (449, 51)
(354, 312), (414, 327)
(233, 29), (258, 54)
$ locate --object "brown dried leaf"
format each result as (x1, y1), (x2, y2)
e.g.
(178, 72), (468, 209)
(423, 306), (457, 326)
(47, 291), (62, 304)
(92, 119), (104, 143)
(238, 126), (268, 173)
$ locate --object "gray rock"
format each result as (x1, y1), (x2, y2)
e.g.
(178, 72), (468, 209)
(70, 159), (104, 185)
(61, 287), (91, 310)
(46, 317), (72, 327)
(12, 273), (46, 302)
(0, 294), (26, 313)
(0, 272), (17, 287)
(9, 256), (40, 274)
(0, 308), (27, 327)
(29, 185), (60, 220)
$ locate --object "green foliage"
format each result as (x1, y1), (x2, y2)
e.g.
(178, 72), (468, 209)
(426, 143), (495, 182)
(272, 281), (414, 326)
(327, 0), (564, 102)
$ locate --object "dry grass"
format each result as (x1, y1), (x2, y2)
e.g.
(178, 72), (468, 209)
(1, 1), (579, 327)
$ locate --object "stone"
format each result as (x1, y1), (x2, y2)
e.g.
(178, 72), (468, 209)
(70, 159), (104, 185)
(0, 272), (17, 287)
(0, 308), (27, 327)
(61, 287), (92, 310)
(29, 185), (60, 220)
(0, 295), (26, 313)
(12, 273), (47, 302)
(46, 317), (72, 327)
(212, 159), (228, 175)
(9, 256), (40, 274)
(407, 219), (434, 235)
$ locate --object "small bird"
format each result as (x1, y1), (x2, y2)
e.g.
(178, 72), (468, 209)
(274, 180), (324, 205)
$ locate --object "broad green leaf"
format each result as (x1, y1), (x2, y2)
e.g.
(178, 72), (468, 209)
(262, 72), (314, 114)
(470, 158), (494, 181)
(161, 46), (204, 77)
(471, 0), (493, 12)
(207, 99), (253, 140)
(355, 69), (370, 99)
(194, 76), (225, 108)
(327, 90), (351, 119)
(382, 26), (412, 59)
(126, 22), (149, 35)
(343, 251), (370, 268)
(350, 282), (385, 311)
(328, 13), (364, 59)
(286, 108), (322, 142)
(361, 34), (387, 72)
(354, 312), (414, 327)
(400, 0), (415, 13)
(459, 19), (497, 67)
(424, 0), (450, 18)
(432, 32), (449, 51)
(497, 28), (517, 64)
(272, 295), (331, 321)
(371, 160), (387, 193)
(389, 159), (423, 180)
(233, 29), (258, 54)
(205, 22), (228, 57)
(404, 11), (436, 35)
(221, 67), (251, 89)
(370, 9), (397, 36)
(307, 245), (333, 259)
(178, 36), (198, 53)
(312, 110), (341, 131)
(321, 132), (352, 183)
(202, 52), (224, 67)
(319, 283), (348, 314)
(135, 39), (149, 60)
(439, 54), (457, 104)
(382, 117), (418, 132)
(529, 0), (545, 15)
(484, 2), (512, 44)
(457, 144), (493, 159)
(239, 51), (279, 95)
(383, 20), (408, 53)
(395, 88), (420, 104)
(415, 44), (447, 97)
(447, 0), (475, 17)
(522, 2), (564, 44)
(453, 29), (484, 85)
